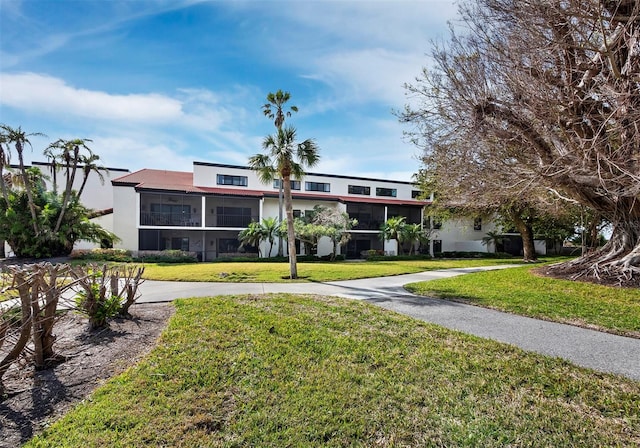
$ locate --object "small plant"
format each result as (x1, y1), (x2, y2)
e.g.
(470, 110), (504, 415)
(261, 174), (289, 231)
(72, 265), (120, 329)
(70, 263), (145, 329)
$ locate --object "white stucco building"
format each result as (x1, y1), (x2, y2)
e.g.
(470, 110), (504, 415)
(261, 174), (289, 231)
(108, 161), (500, 260)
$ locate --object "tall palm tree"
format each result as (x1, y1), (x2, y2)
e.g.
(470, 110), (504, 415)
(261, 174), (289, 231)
(263, 90), (298, 257)
(46, 138), (94, 233)
(0, 125), (45, 236)
(249, 126), (319, 279)
(263, 90), (298, 130)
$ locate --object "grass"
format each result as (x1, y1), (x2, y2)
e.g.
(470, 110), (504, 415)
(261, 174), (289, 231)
(405, 265), (640, 337)
(140, 257), (537, 282)
(26, 294), (640, 447)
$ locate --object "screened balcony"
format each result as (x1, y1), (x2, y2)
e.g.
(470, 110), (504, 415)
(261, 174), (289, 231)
(139, 193), (201, 227)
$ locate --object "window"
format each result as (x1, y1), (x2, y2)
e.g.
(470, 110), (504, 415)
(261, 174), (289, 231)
(149, 203), (190, 226)
(216, 206), (253, 227)
(474, 217), (482, 231)
(293, 209), (302, 218)
(171, 237), (189, 251)
(305, 181), (330, 192)
(217, 174), (248, 187)
(411, 190), (423, 199)
(348, 185), (371, 195)
(433, 218), (442, 230)
(376, 187), (397, 197)
(273, 179), (301, 190)
(433, 239), (442, 254)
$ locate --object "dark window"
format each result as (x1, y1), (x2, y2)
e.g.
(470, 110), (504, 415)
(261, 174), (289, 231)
(305, 181), (330, 192)
(217, 174), (248, 187)
(376, 187), (397, 197)
(474, 217), (482, 231)
(218, 238), (241, 253)
(433, 240), (442, 254)
(171, 237), (189, 251)
(216, 206), (253, 227)
(293, 209), (302, 218)
(411, 190), (423, 199)
(149, 203), (190, 226)
(348, 185), (371, 195)
(273, 179), (301, 190)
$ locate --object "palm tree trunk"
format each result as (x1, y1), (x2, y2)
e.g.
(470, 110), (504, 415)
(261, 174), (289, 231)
(15, 141), (40, 236)
(283, 175), (298, 279)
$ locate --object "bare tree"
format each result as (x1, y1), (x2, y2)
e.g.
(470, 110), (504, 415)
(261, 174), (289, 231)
(402, 0), (640, 282)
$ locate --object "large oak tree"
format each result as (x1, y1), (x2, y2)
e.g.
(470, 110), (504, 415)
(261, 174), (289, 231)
(402, 0), (640, 282)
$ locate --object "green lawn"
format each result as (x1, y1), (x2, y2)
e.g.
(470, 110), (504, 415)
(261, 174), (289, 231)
(27, 294), (640, 447)
(140, 258), (532, 282)
(405, 265), (640, 337)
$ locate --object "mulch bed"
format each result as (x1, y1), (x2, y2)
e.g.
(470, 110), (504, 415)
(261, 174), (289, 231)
(0, 302), (174, 447)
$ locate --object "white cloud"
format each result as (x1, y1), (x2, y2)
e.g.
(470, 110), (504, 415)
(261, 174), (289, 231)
(89, 135), (195, 172)
(0, 72), (183, 122)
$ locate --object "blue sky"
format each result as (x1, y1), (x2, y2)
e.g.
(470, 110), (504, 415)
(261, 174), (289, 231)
(0, 0), (457, 181)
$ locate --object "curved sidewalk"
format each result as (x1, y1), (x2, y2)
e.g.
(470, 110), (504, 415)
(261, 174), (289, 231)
(137, 266), (640, 382)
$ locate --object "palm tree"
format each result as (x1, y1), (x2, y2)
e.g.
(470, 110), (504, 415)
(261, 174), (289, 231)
(46, 138), (94, 233)
(380, 216), (407, 255)
(263, 90), (298, 130)
(262, 90), (298, 257)
(238, 221), (265, 257)
(249, 126), (320, 279)
(260, 217), (279, 257)
(77, 150), (107, 198)
(0, 125), (45, 236)
(401, 223), (423, 255)
(481, 230), (504, 253)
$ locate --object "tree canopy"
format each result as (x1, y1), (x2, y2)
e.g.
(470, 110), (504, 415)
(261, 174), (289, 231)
(0, 125), (117, 258)
(402, 0), (640, 282)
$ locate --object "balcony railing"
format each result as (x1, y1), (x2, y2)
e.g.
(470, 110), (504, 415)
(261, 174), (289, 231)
(139, 212), (261, 228)
(210, 214), (259, 228)
(140, 212), (200, 227)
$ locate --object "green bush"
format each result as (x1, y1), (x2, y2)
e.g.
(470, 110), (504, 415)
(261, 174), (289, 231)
(135, 250), (198, 263)
(70, 248), (134, 262)
(367, 254), (433, 261)
(433, 251), (513, 259)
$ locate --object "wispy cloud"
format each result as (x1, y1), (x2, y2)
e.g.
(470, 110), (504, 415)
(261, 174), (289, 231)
(1, 72), (183, 122)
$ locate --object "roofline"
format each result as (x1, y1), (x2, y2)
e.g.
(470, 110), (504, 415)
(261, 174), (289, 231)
(31, 161), (130, 173)
(193, 161), (418, 186)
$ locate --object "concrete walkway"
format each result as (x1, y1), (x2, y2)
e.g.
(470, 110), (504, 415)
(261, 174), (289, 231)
(137, 266), (640, 381)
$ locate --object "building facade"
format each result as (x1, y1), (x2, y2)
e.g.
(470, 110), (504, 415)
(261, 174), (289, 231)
(108, 161), (516, 260)
(111, 162), (447, 260)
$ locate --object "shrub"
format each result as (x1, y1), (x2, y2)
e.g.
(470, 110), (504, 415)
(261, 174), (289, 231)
(70, 248), (134, 262)
(135, 250), (198, 263)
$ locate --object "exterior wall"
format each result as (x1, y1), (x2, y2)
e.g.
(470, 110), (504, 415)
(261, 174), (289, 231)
(430, 217), (499, 254)
(192, 161), (419, 201)
(112, 185), (139, 252)
(113, 161), (527, 261)
(33, 161), (128, 211)
(75, 214), (114, 250)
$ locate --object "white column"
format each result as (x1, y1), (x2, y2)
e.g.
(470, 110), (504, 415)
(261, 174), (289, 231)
(201, 196), (206, 227)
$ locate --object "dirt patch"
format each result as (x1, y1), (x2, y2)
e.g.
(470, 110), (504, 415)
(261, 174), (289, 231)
(0, 302), (174, 447)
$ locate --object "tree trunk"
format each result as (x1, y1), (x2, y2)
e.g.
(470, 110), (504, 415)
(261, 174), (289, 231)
(283, 175), (298, 279)
(0, 275), (32, 384)
(547, 198), (640, 283)
(511, 215), (537, 261)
